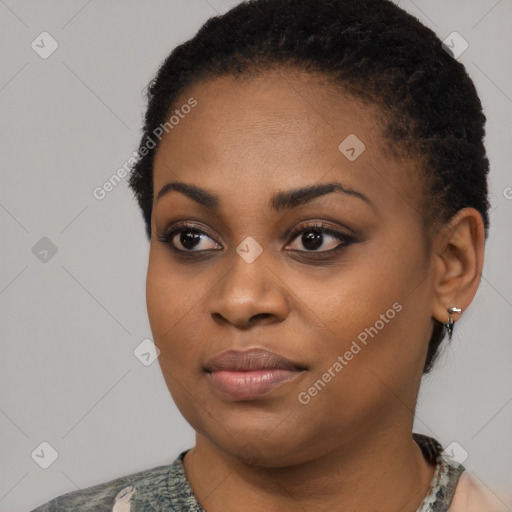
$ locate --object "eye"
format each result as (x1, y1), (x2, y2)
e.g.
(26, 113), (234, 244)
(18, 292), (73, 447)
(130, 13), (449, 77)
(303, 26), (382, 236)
(157, 223), (221, 253)
(285, 222), (356, 253)
(157, 220), (357, 257)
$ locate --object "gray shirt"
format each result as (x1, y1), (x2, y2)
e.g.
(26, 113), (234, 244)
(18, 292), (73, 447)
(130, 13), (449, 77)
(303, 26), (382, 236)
(29, 433), (464, 512)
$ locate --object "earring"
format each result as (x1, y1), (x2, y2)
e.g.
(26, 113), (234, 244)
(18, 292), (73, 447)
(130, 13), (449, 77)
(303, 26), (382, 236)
(445, 306), (462, 341)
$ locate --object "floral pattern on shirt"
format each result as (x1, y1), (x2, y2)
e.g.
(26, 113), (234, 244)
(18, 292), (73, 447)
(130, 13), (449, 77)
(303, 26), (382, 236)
(413, 433), (465, 511)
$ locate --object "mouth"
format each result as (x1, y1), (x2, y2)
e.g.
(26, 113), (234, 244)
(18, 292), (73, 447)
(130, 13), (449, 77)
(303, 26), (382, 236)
(204, 348), (307, 400)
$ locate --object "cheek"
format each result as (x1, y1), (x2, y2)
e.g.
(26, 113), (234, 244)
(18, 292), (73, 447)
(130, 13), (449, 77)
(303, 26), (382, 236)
(303, 233), (430, 389)
(145, 249), (220, 434)
(145, 245), (222, 389)
(304, 246), (415, 346)
(146, 248), (198, 361)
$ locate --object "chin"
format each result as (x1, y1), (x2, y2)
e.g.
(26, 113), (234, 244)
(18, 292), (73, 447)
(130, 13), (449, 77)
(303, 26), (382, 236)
(196, 414), (327, 468)
(232, 438), (325, 468)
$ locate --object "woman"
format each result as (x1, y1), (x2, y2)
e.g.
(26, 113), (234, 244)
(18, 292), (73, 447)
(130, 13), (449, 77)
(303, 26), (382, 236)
(30, 0), (508, 510)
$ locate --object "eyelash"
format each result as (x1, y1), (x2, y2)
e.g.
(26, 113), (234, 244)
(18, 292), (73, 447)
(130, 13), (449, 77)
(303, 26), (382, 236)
(157, 221), (357, 259)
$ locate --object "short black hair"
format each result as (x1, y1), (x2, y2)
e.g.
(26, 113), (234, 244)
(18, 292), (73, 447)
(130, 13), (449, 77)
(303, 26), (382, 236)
(128, 0), (490, 374)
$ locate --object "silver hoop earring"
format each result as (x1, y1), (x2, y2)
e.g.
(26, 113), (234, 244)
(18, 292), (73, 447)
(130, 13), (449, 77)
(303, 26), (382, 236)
(445, 306), (462, 341)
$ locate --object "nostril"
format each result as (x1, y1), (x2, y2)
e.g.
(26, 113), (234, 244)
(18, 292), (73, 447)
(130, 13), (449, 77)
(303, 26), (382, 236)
(250, 313), (271, 322)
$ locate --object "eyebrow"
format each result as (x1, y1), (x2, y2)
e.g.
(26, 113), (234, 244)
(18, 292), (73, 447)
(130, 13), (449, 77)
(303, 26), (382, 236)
(156, 181), (372, 212)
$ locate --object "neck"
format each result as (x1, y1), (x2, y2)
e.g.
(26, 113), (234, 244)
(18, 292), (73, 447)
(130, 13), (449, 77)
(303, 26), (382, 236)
(183, 424), (436, 512)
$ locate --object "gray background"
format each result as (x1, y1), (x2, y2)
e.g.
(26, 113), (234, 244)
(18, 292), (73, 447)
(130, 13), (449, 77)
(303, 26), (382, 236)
(1, 0), (511, 510)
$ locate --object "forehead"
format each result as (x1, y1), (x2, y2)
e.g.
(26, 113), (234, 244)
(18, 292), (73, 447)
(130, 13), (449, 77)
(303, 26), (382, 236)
(155, 68), (380, 165)
(152, 68), (424, 217)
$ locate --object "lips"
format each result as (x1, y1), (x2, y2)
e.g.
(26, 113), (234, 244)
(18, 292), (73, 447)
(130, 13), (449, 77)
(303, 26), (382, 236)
(204, 348), (306, 400)
(204, 348), (303, 372)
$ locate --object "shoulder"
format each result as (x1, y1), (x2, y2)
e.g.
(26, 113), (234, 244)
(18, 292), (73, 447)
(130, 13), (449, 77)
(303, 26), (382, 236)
(29, 461), (175, 512)
(448, 471), (510, 512)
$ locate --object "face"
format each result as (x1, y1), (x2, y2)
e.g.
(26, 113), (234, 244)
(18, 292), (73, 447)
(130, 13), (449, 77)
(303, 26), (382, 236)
(147, 68), (437, 467)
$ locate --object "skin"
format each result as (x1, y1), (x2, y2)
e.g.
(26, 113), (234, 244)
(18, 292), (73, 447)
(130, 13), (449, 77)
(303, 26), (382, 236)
(146, 67), (485, 512)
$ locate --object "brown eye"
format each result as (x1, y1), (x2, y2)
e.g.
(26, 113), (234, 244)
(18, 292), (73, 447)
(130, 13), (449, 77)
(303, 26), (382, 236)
(157, 224), (221, 253)
(285, 223), (356, 254)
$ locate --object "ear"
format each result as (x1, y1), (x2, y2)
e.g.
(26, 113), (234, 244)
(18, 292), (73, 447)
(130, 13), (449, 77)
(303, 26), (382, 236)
(431, 208), (485, 325)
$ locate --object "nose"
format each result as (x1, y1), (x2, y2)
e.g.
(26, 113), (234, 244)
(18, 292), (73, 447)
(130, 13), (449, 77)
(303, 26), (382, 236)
(208, 249), (290, 329)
